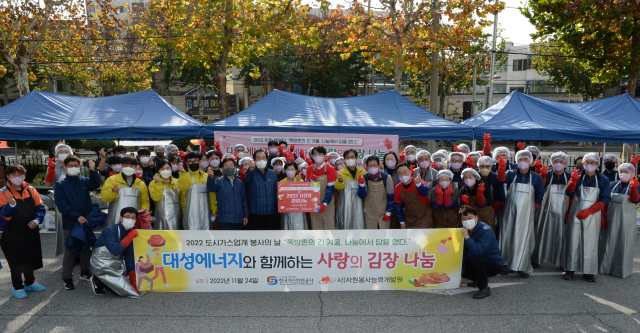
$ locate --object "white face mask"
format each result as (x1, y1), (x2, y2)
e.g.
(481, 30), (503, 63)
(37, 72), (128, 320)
(160, 170), (172, 178)
(346, 158), (356, 167)
(314, 155), (324, 164)
(407, 154), (416, 162)
(337, 164), (345, 170)
(236, 152), (245, 158)
(269, 148), (278, 155)
(66, 167), (80, 176)
(462, 219), (476, 230)
(122, 167), (136, 176)
(58, 154), (69, 162)
(439, 181), (450, 189)
(122, 218), (136, 230)
(329, 158), (336, 165)
(620, 173), (632, 182)
(584, 164), (597, 173)
(518, 161), (530, 170)
(464, 178), (475, 187)
(274, 165), (284, 172)
(553, 163), (565, 172)
(256, 160), (268, 169)
(140, 157), (150, 164)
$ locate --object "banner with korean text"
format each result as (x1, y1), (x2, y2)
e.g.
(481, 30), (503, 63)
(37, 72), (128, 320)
(214, 131), (398, 160)
(133, 229), (463, 292)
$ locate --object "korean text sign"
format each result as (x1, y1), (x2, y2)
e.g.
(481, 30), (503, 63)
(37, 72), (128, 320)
(277, 182), (321, 213)
(133, 229), (463, 292)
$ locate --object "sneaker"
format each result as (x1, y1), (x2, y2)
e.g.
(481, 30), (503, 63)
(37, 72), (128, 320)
(562, 271), (574, 281)
(164, 284), (169, 288)
(11, 288), (27, 299)
(90, 276), (105, 295)
(473, 287), (491, 299)
(517, 271), (530, 278)
(499, 267), (514, 275)
(584, 274), (597, 282)
(24, 283), (46, 292)
(532, 263), (539, 269)
(467, 282), (478, 288)
(80, 272), (92, 282)
(63, 279), (75, 290)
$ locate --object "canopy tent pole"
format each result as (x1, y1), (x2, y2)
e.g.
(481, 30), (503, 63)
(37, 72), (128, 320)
(601, 142), (606, 172)
(472, 139), (476, 151)
(14, 142), (17, 163)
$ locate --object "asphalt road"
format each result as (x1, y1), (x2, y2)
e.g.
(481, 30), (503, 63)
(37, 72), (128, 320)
(0, 231), (639, 333)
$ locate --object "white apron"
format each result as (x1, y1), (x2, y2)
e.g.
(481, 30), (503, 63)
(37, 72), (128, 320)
(155, 180), (181, 230)
(182, 173), (210, 230)
(599, 182), (636, 278)
(532, 174), (569, 266)
(500, 173), (536, 274)
(336, 178), (365, 230)
(105, 186), (141, 226)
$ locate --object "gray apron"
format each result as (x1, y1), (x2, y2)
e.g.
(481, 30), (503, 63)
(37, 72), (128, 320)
(282, 212), (308, 230)
(182, 173), (210, 230)
(336, 178), (365, 229)
(561, 175), (600, 275)
(90, 228), (139, 298)
(599, 183), (636, 278)
(105, 186), (141, 226)
(500, 173), (536, 274)
(413, 167), (439, 189)
(532, 174), (569, 266)
(155, 180), (181, 230)
(54, 162), (67, 183)
(54, 202), (65, 256)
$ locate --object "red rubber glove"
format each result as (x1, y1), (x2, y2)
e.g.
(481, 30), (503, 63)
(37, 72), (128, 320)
(534, 160), (542, 174)
(444, 185), (453, 206)
(290, 144), (295, 152)
(238, 168), (247, 182)
(517, 142), (525, 150)
(358, 175), (365, 185)
(564, 197), (574, 224)
(454, 145), (460, 152)
(309, 172), (318, 181)
(136, 209), (152, 229)
(477, 183), (486, 206)
(631, 155), (639, 167)
(278, 146), (284, 155)
(479, 152), (484, 156)
(483, 133), (491, 156)
(461, 194), (469, 206)
(466, 155), (476, 170)
(576, 201), (606, 220)
(566, 169), (581, 192)
(629, 178), (640, 202)
(493, 201), (502, 215)
(430, 162), (437, 170)
(178, 151), (186, 165)
(45, 158), (57, 183)
(128, 271), (138, 292)
(233, 152), (239, 161)
(540, 165), (548, 185)
(436, 186), (444, 206)
(382, 212), (391, 221)
(119, 229), (138, 248)
(318, 203), (327, 214)
(300, 149), (306, 160)
(535, 203), (540, 210)
(214, 140), (221, 152)
(399, 151), (406, 163)
(288, 153), (296, 162)
(497, 156), (507, 181)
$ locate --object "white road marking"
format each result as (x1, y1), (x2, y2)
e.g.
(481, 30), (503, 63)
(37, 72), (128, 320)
(5, 290), (59, 333)
(407, 282), (525, 295)
(530, 270), (640, 276)
(584, 294), (637, 315)
(593, 325), (608, 332)
(634, 258), (640, 263)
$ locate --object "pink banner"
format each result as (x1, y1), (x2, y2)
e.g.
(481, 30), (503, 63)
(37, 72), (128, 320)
(214, 131), (398, 160)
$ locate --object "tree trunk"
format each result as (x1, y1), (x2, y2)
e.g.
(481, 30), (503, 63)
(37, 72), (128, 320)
(2, 81), (9, 105)
(196, 83), (203, 121)
(628, 17), (640, 97)
(215, 51), (229, 119)
(15, 53), (30, 96)
(394, 48), (403, 93)
(439, 91), (446, 117)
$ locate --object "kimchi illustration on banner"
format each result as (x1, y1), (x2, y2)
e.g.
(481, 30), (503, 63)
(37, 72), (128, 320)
(278, 182), (321, 213)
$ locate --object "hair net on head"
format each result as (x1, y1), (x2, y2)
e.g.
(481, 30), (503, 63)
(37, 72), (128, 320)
(493, 147), (511, 158)
(431, 152), (448, 161)
(300, 162), (308, 170)
(271, 157), (286, 166)
(404, 145), (417, 153)
(437, 169), (454, 180)
(449, 152), (466, 162)
(478, 156), (494, 166)
(233, 144), (246, 152)
(328, 152), (340, 159)
(515, 150), (533, 163)
(457, 144), (470, 152)
(362, 155), (370, 163)
(154, 144), (164, 151)
(416, 148), (423, 152)
(468, 152), (481, 159)
(603, 154), (618, 163)
(461, 168), (481, 181)
(436, 149), (449, 155)
(525, 146), (540, 156)
(165, 144), (178, 153)
(222, 153), (236, 161)
(550, 151), (569, 165)
(238, 157), (253, 165)
(583, 152), (600, 164)
(335, 157), (345, 164)
(416, 150), (431, 160)
(55, 144), (72, 154)
(295, 158), (305, 164)
(618, 163), (635, 175)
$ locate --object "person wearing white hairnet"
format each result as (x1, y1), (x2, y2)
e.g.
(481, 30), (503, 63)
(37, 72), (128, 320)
(413, 150), (439, 189)
(448, 152), (467, 189)
(598, 161), (639, 279)
(327, 152), (340, 167)
(271, 157), (287, 181)
(468, 152), (482, 168)
(359, 155), (395, 229)
(459, 167), (498, 232)
(45, 144), (73, 186)
(455, 143), (470, 155)
(500, 149), (544, 278)
(430, 152), (448, 172)
(400, 145), (418, 169)
(382, 151), (401, 229)
(335, 149), (367, 230)
(602, 154), (619, 182)
(473, 156), (506, 230)
(393, 162), (432, 228)
(561, 152), (611, 282)
(531, 152), (572, 268)
(491, 147), (517, 173)
(525, 146), (549, 184)
(430, 169), (460, 228)
(152, 144), (166, 164)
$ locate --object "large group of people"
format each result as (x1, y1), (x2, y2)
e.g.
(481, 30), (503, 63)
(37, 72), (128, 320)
(1, 136), (638, 300)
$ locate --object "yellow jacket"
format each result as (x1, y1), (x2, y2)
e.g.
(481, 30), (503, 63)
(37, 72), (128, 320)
(335, 166), (367, 190)
(148, 176), (179, 202)
(177, 170), (217, 214)
(279, 176), (303, 183)
(100, 173), (150, 211)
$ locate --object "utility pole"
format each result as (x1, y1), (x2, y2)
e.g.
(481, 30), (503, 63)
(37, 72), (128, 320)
(428, 0), (440, 153)
(487, 10), (498, 108)
(472, 63), (476, 112)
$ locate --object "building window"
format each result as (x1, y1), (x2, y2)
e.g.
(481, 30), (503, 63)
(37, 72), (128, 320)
(495, 62), (508, 72)
(493, 84), (507, 94)
(120, 6), (128, 13)
(512, 59), (530, 71)
(510, 87), (525, 93)
(526, 80), (555, 93)
(56, 80), (66, 92)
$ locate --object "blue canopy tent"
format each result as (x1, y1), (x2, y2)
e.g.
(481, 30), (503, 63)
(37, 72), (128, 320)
(202, 90), (473, 140)
(462, 91), (640, 143)
(0, 90), (204, 140)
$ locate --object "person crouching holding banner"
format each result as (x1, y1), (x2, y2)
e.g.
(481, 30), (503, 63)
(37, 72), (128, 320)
(89, 207), (139, 297)
(101, 156), (150, 226)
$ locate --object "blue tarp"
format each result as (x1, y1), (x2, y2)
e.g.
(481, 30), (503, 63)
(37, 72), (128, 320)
(462, 91), (640, 143)
(0, 90), (204, 140)
(202, 90), (473, 140)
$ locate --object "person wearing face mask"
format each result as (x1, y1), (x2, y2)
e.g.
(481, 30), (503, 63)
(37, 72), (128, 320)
(153, 144), (166, 164)
(265, 140), (281, 169)
(207, 151), (223, 179)
(531, 152), (571, 269)
(137, 148), (157, 183)
(101, 156), (123, 178)
(305, 146), (337, 230)
(89, 207), (140, 297)
(299, 162), (309, 180)
(101, 156), (150, 226)
(473, 156), (505, 232)
(278, 141), (297, 160)
(327, 152), (340, 167)
(459, 168), (496, 232)
(602, 154), (619, 182)
(359, 156), (395, 229)
(460, 207), (503, 300)
(561, 152), (611, 282)
(491, 147), (517, 173)
(412, 150), (439, 189)
(456, 143), (471, 155)
(295, 157), (306, 170)
(430, 170), (459, 228)
(430, 151), (448, 172)
(574, 156), (584, 171)
(334, 149), (367, 230)
(54, 156), (101, 291)
(168, 155), (182, 179)
(500, 150), (544, 278)
(98, 145), (127, 177)
(206, 158), (249, 230)
(149, 160), (181, 230)
(598, 162), (640, 279)
(278, 162), (308, 230)
(401, 145), (418, 169)
(165, 144), (187, 170)
(243, 149), (279, 230)
(394, 162), (431, 229)
(525, 146), (549, 185)
(45, 143), (73, 186)
(237, 156), (253, 182)
(0, 165), (47, 299)
(468, 152), (482, 169)
(271, 157), (287, 181)
(383, 152), (402, 229)
(448, 152), (467, 189)
(176, 152), (216, 230)
(233, 143), (247, 160)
